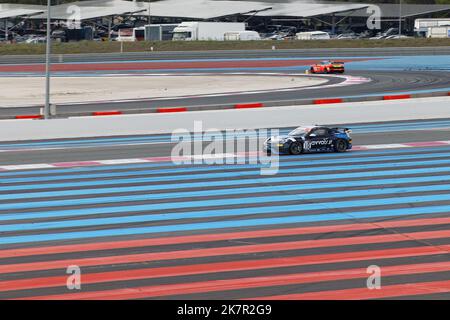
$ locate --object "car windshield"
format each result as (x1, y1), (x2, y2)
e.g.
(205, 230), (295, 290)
(288, 127), (312, 136)
(321, 61), (331, 65)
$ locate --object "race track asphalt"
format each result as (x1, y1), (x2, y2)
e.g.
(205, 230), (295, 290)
(0, 48), (449, 300)
(0, 70), (449, 117)
(1, 47), (449, 116)
(0, 118), (450, 165)
(0, 119), (450, 299)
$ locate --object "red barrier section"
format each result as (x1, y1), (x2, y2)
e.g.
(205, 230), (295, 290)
(383, 94), (412, 100)
(157, 107), (187, 113)
(15, 115), (43, 120)
(92, 111), (122, 116)
(234, 103), (264, 109)
(313, 98), (344, 105)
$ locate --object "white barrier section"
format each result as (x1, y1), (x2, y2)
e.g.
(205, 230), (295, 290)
(0, 97), (449, 142)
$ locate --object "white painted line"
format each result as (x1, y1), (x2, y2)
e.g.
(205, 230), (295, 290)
(0, 164), (55, 170)
(96, 159), (152, 165)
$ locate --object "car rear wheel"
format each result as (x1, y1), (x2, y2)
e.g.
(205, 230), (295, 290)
(310, 67), (315, 74)
(289, 142), (303, 155)
(335, 139), (347, 153)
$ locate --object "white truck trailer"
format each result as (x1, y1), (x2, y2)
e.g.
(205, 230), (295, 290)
(414, 18), (450, 33)
(172, 22), (246, 41)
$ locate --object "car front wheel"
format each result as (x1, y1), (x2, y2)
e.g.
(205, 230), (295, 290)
(289, 142), (303, 155)
(334, 139), (347, 153)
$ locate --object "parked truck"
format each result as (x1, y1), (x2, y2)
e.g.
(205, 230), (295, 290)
(172, 22), (246, 41)
(415, 18), (450, 32)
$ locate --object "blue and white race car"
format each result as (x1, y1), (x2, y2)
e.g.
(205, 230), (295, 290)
(264, 125), (352, 155)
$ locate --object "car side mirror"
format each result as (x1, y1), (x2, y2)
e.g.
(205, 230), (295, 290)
(309, 133), (316, 137)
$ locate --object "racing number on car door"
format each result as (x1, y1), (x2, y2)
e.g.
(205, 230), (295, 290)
(307, 128), (331, 151)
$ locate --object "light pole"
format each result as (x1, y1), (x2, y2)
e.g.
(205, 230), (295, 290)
(44, 0), (52, 119)
(148, 0), (151, 25)
(4, 19), (8, 42)
(399, 0), (402, 36)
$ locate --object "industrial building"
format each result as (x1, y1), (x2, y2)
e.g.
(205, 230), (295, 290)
(1, 0), (449, 41)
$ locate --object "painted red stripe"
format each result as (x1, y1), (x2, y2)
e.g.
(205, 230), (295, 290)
(142, 156), (179, 162)
(383, 94), (412, 100)
(156, 107), (187, 113)
(234, 103), (264, 109)
(14, 115), (42, 120)
(15, 261), (450, 300)
(52, 161), (102, 167)
(253, 279), (450, 300)
(0, 58), (376, 73)
(5, 246), (449, 298)
(91, 111), (122, 116)
(0, 230), (449, 275)
(2, 217), (448, 260)
(313, 98), (344, 104)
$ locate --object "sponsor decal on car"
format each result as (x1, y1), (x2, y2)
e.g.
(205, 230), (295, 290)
(304, 139), (333, 150)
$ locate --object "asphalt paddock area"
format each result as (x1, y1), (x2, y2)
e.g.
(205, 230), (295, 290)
(0, 120), (450, 299)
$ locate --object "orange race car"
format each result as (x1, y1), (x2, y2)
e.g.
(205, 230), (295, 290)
(309, 60), (345, 74)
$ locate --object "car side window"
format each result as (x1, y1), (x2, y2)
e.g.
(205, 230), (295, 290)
(312, 128), (327, 137)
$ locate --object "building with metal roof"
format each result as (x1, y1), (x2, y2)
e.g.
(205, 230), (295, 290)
(1, 0), (450, 39)
(335, 3), (450, 18)
(0, 3), (45, 19)
(1, 0), (372, 21)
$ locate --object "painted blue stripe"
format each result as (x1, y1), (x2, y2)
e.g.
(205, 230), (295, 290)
(1, 204), (449, 245)
(2, 182), (450, 214)
(1, 192), (450, 232)
(4, 153), (450, 184)
(1, 165), (449, 192)
(2, 173), (450, 202)
(1, 145), (450, 177)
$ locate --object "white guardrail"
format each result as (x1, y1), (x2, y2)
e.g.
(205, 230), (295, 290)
(0, 97), (449, 142)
